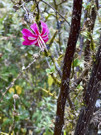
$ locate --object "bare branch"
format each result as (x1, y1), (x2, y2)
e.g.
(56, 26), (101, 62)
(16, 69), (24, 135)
(41, 0), (70, 26)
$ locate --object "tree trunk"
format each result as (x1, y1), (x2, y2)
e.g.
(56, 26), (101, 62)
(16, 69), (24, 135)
(74, 42), (101, 135)
(54, 0), (82, 134)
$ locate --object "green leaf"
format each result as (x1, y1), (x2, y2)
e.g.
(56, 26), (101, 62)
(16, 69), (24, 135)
(48, 75), (53, 88)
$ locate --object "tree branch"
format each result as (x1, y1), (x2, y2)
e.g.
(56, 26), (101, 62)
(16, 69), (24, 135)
(54, 0), (82, 134)
(74, 38), (101, 135)
(41, 0), (70, 26)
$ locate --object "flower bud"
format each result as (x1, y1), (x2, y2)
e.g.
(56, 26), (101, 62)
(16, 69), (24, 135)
(13, 94), (19, 99)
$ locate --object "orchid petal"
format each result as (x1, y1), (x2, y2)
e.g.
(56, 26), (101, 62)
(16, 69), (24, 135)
(30, 23), (39, 35)
(22, 41), (34, 46)
(21, 29), (36, 37)
(44, 38), (48, 43)
(22, 36), (38, 46)
(22, 21), (49, 47)
(42, 34), (48, 40)
(23, 36), (36, 42)
(23, 40), (39, 46)
(28, 36), (36, 40)
(41, 21), (49, 36)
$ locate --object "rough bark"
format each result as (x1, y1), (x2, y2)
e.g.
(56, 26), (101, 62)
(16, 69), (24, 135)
(54, 0), (82, 134)
(74, 43), (101, 135)
(86, 108), (101, 135)
(84, 0), (97, 63)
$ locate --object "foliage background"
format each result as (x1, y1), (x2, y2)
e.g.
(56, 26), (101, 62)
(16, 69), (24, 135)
(0, 0), (101, 134)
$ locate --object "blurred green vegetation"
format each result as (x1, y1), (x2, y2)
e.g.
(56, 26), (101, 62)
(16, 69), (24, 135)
(0, 0), (101, 134)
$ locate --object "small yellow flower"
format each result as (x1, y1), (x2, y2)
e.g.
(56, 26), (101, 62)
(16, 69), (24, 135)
(3, 118), (7, 122)
(9, 88), (15, 93)
(15, 85), (22, 95)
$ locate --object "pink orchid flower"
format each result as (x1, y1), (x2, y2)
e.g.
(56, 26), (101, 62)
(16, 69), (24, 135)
(21, 21), (49, 51)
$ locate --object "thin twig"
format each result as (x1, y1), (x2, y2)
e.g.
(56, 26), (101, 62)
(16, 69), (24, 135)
(57, 0), (68, 6)
(41, 0), (70, 26)
(0, 53), (40, 102)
